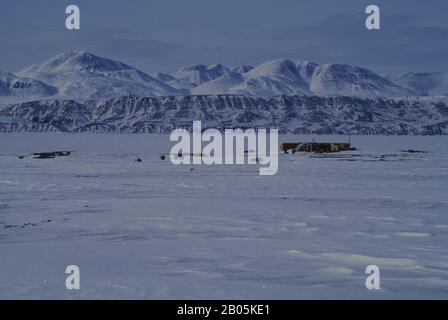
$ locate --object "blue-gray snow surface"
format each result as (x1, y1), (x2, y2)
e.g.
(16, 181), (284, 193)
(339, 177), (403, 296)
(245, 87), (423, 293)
(0, 134), (447, 299)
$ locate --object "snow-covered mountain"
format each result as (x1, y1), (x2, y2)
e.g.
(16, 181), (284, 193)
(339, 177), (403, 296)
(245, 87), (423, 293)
(152, 64), (235, 91)
(171, 64), (233, 87)
(1, 95), (447, 135)
(310, 64), (416, 97)
(0, 51), (446, 104)
(385, 73), (448, 96)
(20, 51), (134, 74)
(232, 65), (254, 74)
(16, 51), (185, 100)
(0, 72), (57, 98)
(192, 59), (312, 96)
(191, 59), (417, 98)
(191, 59), (313, 96)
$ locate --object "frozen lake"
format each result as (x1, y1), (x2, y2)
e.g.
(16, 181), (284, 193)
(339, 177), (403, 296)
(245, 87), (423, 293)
(0, 133), (447, 299)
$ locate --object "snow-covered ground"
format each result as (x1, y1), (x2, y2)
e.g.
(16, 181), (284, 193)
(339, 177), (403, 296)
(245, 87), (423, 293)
(0, 134), (447, 299)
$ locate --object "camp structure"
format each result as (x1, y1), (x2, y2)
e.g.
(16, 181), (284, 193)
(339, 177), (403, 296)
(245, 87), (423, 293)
(281, 142), (353, 154)
(30, 151), (72, 159)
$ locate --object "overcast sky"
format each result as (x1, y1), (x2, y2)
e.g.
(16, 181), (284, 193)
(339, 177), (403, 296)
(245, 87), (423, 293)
(1, 0), (447, 74)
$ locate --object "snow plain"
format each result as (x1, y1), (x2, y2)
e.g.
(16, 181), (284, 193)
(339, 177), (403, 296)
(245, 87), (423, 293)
(0, 134), (447, 299)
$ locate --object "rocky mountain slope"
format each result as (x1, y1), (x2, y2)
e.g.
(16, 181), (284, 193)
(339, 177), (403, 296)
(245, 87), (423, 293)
(1, 95), (447, 135)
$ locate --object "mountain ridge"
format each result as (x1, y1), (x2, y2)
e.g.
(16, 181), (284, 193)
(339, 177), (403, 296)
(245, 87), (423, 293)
(1, 51), (446, 102)
(15, 51), (185, 100)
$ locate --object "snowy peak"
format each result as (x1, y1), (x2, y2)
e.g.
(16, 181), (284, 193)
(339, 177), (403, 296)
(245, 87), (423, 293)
(14, 52), (183, 100)
(172, 63), (232, 86)
(1, 51), (446, 103)
(246, 59), (301, 79)
(190, 72), (243, 95)
(20, 51), (136, 75)
(232, 65), (253, 74)
(177, 64), (208, 72)
(191, 59), (312, 96)
(189, 58), (419, 97)
(310, 64), (416, 97)
(295, 61), (319, 82)
(208, 63), (230, 74)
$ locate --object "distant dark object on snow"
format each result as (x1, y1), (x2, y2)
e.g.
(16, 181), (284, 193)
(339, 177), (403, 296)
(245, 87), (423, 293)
(54, 151), (71, 157)
(135, 157), (143, 162)
(282, 142), (353, 154)
(32, 151), (72, 159)
(18, 151), (72, 159)
(401, 149), (428, 154)
(32, 152), (57, 159)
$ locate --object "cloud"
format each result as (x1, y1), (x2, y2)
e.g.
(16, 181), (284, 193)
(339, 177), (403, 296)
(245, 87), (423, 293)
(270, 14), (448, 73)
(96, 38), (178, 59)
(0, 21), (179, 73)
(1, 9), (447, 75)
